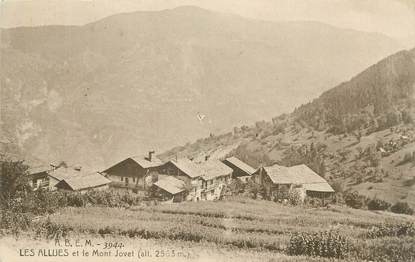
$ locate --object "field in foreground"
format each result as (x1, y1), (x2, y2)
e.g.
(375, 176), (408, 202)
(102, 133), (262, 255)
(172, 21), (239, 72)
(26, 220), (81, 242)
(1, 198), (415, 261)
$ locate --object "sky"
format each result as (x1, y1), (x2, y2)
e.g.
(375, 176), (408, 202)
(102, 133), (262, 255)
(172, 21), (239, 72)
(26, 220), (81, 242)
(0, 0), (414, 42)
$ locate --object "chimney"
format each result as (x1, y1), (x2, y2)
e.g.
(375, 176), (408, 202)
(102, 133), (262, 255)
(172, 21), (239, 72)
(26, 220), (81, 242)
(74, 165), (82, 171)
(147, 151), (155, 162)
(205, 155), (210, 161)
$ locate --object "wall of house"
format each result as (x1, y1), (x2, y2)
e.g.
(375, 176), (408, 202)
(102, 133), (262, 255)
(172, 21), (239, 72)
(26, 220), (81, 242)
(252, 170), (292, 200)
(105, 159), (148, 189)
(48, 176), (60, 191)
(29, 173), (61, 191)
(306, 190), (334, 199)
(196, 174), (231, 201)
(156, 162), (192, 184)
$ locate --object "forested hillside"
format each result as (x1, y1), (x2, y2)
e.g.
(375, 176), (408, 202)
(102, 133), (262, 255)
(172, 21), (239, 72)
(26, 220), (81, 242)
(161, 48), (415, 207)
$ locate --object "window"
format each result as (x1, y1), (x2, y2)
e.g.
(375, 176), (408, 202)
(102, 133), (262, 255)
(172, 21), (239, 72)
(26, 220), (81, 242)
(121, 176), (124, 181)
(32, 179), (37, 188)
(209, 180), (213, 185)
(125, 177), (129, 186)
(132, 177), (136, 183)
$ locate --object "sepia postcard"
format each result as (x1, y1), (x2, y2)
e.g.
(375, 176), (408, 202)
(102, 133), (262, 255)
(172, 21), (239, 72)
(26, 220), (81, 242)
(1, 0), (415, 261)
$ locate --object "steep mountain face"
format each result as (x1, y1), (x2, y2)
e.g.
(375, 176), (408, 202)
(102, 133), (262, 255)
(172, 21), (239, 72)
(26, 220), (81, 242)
(0, 6), (403, 169)
(294, 48), (415, 133)
(161, 48), (415, 207)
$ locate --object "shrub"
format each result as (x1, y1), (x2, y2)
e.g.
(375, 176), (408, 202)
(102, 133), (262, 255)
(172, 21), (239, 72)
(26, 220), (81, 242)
(390, 202), (414, 215)
(0, 209), (31, 236)
(287, 189), (303, 206)
(304, 197), (324, 207)
(355, 237), (415, 262)
(35, 219), (72, 240)
(367, 198), (391, 211)
(288, 231), (353, 259)
(331, 193), (345, 205)
(366, 223), (415, 239)
(344, 191), (366, 209)
(0, 160), (31, 200)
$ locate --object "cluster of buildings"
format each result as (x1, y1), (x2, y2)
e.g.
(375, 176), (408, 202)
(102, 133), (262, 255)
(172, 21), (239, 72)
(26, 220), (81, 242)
(28, 151), (334, 203)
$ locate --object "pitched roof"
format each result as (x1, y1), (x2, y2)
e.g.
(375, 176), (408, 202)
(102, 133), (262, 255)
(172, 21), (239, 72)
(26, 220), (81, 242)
(168, 159), (201, 178)
(262, 164), (334, 192)
(130, 156), (163, 168)
(303, 183), (334, 192)
(153, 175), (186, 195)
(48, 167), (84, 181)
(224, 157), (256, 175)
(28, 165), (51, 175)
(199, 160), (233, 180)
(56, 172), (111, 191)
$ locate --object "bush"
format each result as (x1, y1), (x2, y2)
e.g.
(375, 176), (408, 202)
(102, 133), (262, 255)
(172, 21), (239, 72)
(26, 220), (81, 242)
(366, 223), (415, 239)
(331, 192), (345, 205)
(367, 198), (391, 211)
(304, 197), (324, 207)
(355, 237), (415, 262)
(35, 218), (72, 240)
(344, 191), (366, 209)
(390, 202), (414, 215)
(287, 188), (303, 206)
(288, 231), (353, 259)
(0, 209), (31, 236)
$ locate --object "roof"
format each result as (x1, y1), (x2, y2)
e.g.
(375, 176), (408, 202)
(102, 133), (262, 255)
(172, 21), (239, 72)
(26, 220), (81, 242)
(28, 165), (51, 175)
(199, 160), (233, 181)
(224, 157), (256, 175)
(261, 164), (334, 192)
(130, 156), (163, 169)
(48, 167), (86, 181)
(303, 183), (334, 192)
(168, 159), (201, 178)
(56, 172), (111, 191)
(153, 175), (186, 195)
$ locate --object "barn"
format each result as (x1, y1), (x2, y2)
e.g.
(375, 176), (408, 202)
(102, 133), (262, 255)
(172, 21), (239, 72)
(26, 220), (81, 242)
(150, 175), (187, 202)
(252, 164), (334, 201)
(159, 158), (201, 183)
(55, 172), (111, 192)
(28, 166), (53, 190)
(222, 157), (256, 180)
(28, 165), (83, 191)
(102, 151), (163, 191)
(198, 160), (233, 201)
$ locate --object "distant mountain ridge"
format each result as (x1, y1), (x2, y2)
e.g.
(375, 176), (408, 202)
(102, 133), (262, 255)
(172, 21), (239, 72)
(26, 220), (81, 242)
(0, 6), (404, 169)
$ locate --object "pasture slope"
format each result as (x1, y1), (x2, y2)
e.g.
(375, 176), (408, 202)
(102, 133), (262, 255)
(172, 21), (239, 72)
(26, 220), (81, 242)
(1, 198), (414, 262)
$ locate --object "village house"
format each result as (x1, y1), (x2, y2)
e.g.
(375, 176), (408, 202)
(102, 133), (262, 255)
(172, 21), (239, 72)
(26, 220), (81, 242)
(197, 160), (233, 201)
(157, 158), (202, 200)
(27, 164), (107, 192)
(150, 175), (187, 202)
(222, 157), (256, 183)
(158, 158), (201, 183)
(102, 151), (163, 191)
(252, 164), (334, 201)
(28, 164), (75, 191)
(55, 172), (111, 192)
(28, 166), (54, 190)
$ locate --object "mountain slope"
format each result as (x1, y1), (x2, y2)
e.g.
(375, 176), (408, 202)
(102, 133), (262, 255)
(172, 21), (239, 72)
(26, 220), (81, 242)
(0, 6), (403, 169)
(161, 48), (415, 207)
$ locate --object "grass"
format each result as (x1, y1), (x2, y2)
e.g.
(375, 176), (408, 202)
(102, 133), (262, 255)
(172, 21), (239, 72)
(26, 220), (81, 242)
(1, 197), (414, 261)
(37, 197), (414, 261)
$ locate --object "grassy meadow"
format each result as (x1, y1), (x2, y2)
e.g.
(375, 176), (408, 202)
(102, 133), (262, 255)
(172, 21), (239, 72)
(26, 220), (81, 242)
(8, 197), (408, 261)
